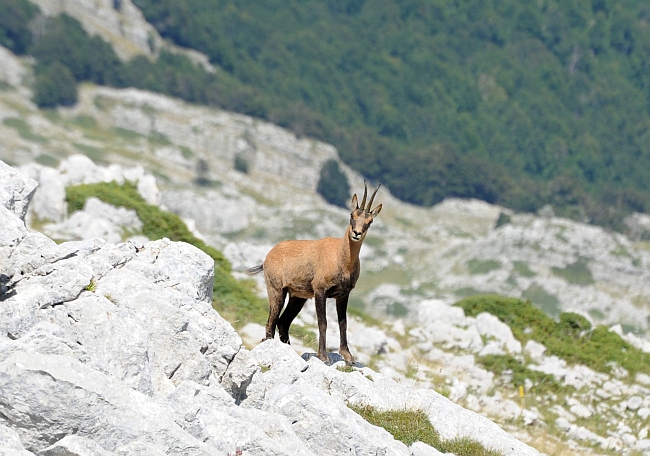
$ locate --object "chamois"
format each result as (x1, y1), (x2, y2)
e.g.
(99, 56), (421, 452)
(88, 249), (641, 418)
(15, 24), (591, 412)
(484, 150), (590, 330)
(246, 182), (382, 364)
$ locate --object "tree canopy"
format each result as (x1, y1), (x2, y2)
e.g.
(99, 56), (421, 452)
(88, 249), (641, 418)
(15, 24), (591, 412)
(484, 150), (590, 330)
(4, 0), (650, 229)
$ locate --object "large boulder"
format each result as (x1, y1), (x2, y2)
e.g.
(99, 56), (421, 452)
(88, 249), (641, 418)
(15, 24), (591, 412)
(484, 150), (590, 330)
(0, 160), (38, 221)
(18, 163), (66, 224)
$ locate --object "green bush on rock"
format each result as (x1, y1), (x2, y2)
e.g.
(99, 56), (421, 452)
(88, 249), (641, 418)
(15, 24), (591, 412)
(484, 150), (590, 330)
(456, 295), (650, 377)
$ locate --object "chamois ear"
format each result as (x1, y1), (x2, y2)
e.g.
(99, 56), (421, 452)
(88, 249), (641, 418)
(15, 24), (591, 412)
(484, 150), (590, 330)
(350, 194), (358, 211)
(371, 204), (382, 218)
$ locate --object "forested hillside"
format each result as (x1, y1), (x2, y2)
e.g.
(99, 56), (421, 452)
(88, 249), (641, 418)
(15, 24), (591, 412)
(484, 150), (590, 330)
(3, 0), (650, 229)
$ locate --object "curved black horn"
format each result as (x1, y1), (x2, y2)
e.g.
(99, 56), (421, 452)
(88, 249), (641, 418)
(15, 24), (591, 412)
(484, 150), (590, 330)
(367, 183), (381, 210)
(360, 180), (368, 210)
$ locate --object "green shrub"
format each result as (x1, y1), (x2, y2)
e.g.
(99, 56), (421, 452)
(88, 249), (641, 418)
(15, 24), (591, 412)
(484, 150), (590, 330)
(478, 354), (558, 390)
(0, 0), (38, 54)
(33, 62), (78, 108)
(29, 14), (123, 85)
(456, 295), (650, 377)
(234, 154), (250, 173)
(317, 159), (351, 208)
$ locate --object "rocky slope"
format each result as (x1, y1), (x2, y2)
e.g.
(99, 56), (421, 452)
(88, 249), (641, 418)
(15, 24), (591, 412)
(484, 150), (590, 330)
(3, 21), (650, 453)
(0, 160), (542, 455)
(7, 134), (650, 456)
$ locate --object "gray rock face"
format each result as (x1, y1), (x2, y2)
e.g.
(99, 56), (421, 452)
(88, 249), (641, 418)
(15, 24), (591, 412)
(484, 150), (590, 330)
(19, 163), (66, 224)
(37, 435), (114, 456)
(0, 160), (539, 455)
(0, 160), (37, 221)
(0, 423), (33, 456)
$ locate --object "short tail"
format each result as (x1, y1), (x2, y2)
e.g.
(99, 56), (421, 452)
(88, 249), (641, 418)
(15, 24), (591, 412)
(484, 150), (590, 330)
(245, 264), (264, 275)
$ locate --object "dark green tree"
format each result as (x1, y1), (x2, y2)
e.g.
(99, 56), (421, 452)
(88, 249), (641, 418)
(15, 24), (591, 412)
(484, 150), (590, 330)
(33, 62), (77, 108)
(29, 14), (123, 85)
(0, 0), (38, 54)
(317, 159), (351, 208)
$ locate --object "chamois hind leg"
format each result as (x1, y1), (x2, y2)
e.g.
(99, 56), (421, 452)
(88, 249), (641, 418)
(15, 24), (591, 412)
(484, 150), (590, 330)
(264, 286), (287, 341)
(336, 294), (355, 364)
(314, 291), (329, 364)
(278, 296), (307, 344)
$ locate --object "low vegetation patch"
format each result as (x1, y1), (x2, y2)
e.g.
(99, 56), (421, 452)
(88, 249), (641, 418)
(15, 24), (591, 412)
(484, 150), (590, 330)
(66, 181), (268, 327)
(467, 259), (501, 275)
(512, 261), (535, 278)
(521, 284), (561, 318)
(456, 295), (650, 377)
(83, 278), (97, 292)
(351, 406), (502, 456)
(551, 259), (594, 286)
(478, 354), (558, 389)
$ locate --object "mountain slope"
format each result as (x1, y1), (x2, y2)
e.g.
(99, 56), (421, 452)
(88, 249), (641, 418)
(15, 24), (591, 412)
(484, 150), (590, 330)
(6, 42), (650, 453)
(4, 0), (650, 226)
(43, 0), (650, 224)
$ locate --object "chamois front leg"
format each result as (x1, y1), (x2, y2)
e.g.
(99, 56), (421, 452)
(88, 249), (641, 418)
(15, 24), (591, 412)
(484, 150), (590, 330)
(336, 294), (355, 364)
(264, 286), (287, 341)
(314, 290), (329, 363)
(278, 296), (307, 344)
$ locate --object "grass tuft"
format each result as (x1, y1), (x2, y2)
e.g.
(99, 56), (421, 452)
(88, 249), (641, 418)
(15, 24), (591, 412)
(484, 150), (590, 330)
(84, 278), (97, 292)
(351, 406), (502, 455)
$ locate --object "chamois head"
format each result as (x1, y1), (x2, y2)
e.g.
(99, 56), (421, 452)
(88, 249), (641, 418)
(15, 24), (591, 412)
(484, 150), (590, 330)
(349, 181), (382, 242)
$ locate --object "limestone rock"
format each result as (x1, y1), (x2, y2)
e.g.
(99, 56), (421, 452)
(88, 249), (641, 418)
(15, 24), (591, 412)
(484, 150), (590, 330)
(266, 381), (412, 456)
(0, 256), (93, 339)
(165, 380), (311, 456)
(524, 340), (547, 362)
(0, 351), (215, 454)
(0, 422), (34, 456)
(44, 197), (143, 243)
(0, 205), (28, 266)
(417, 300), (484, 352)
(475, 312), (522, 354)
(220, 348), (260, 404)
(0, 159), (38, 221)
(410, 441), (446, 455)
(19, 164), (66, 224)
(627, 396), (644, 411)
(298, 360), (539, 456)
(37, 435), (114, 456)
